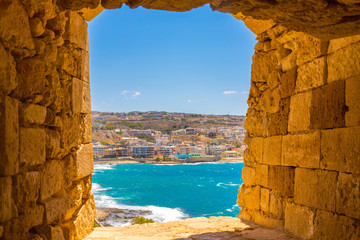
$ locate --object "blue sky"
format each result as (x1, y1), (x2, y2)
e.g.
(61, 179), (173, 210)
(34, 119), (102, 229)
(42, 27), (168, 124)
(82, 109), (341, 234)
(88, 4), (256, 116)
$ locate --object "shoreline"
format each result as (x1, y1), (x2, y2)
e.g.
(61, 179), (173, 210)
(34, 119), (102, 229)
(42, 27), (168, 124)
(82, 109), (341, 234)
(94, 158), (243, 165)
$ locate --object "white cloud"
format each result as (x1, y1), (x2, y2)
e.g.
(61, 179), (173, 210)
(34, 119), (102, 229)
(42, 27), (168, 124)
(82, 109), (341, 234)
(240, 91), (249, 94)
(121, 90), (130, 95)
(121, 90), (141, 100)
(223, 90), (238, 95)
(132, 91), (141, 97)
(187, 99), (192, 103)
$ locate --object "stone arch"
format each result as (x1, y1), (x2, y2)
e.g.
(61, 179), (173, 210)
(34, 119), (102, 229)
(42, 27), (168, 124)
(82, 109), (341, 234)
(0, 0), (360, 239)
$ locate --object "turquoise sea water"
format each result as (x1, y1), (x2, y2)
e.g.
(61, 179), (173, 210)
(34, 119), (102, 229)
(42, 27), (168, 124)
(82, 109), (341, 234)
(93, 162), (244, 226)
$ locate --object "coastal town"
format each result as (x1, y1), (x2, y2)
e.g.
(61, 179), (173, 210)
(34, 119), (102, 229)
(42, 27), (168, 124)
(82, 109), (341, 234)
(92, 111), (246, 163)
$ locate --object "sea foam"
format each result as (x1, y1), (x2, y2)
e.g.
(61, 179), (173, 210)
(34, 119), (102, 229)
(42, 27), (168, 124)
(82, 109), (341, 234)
(93, 182), (189, 226)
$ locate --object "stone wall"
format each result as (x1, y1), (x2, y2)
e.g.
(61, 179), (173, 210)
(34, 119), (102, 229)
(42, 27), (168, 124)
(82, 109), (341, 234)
(0, 1), (94, 239)
(1, 0), (360, 240)
(237, 20), (360, 239)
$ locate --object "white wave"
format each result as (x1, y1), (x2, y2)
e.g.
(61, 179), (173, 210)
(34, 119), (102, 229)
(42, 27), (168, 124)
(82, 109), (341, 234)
(226, 204), (240, 213)
(94, 164), (115, 173)
(216, 182), (241, 188)
(93, 183), (188, 227)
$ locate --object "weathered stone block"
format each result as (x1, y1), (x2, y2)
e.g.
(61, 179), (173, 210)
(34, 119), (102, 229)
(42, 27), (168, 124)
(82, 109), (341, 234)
(253, 211), (284, 229)
(256, 164), (269, 187)
(294, 168), (337, 211)
(74, 143), (94, 180)
(269, 192), (283, 219)
(12, 58), (46, 100)
(237, 184), (260, 211)
(241, 166), (256, 186)
(46, 128), (61, 159)
(262, 136), (281, 165)
(310, 80), (346, 129)
(328, 41), (360, 82)
(295, 33), (325, 66)
(29, 17), (45, 37)
(44, 191), (73, 224)
(336, 173), (360, 219)
(314, 210), (360, 240)
(71, 78), (91, 114)
(260, 187), (270, 212)
(257, 87), (281, 114)
(288, 92), (311, 132)
(0, 0), (34, 51)
(82, 113), (92, 144)
(296, 57), (325, 93)
(0, 44), (17, 95)
(282, 131), (320, 168)
(40, 160), (63, 201)
(321, 126), (360, 174)
(36, 225), (65, 240)
(19, 128), (45, 168)
(251, 51), (279, 83)
(62, 195), (95, 240)
(0, 96), (19, 176)
(279, 69), (296, 98)
(249, 137), (263, 163)
(285, 202), (315, 239)
(61, 113), (81, 149)
(64, 181), (85, 221)
(268, 166), (295, 197)
(328, 34), (360, 54)
(64, 12), (88, 51)
(20, 103), (47, 125)
(13, 171), (40, 213)
(20, 128), (46, 169)
(20, 203), (44, 228)
(81, 50), (90, 83)
(244, 109), (268, 137)
(0, 177), (18, 222)
(268, 98), (289, 136)
(345, 76), (360, 126)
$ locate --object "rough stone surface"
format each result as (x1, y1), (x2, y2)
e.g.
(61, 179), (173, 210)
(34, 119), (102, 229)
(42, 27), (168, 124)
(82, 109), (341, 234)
(310, 80), (346, 129)
(296, 57), (325, 93)
(282, 132), (320, 168)
(20, 103), (47, 125)
(328, 42), (360, 82)
(0, 44), (17, 95)
(268, 166), (295, 198)
(288, 92), (312, 132)
(0, 177), (18, 222)
(345, 76), (360, 126)
(336, 173), (360, 219)
(314, 210), (360, 240)
(40, 160), (64, 201)
(19, 128), (46, 168)
(0, 96), (19, 176)
(285, 202), (315, 239)
(75, 143), (94, 180)
(262, 136), (281, 165)
(64, 12), (88, 51)
(321, 126), (360, 174)
(294, 168), (337, 211)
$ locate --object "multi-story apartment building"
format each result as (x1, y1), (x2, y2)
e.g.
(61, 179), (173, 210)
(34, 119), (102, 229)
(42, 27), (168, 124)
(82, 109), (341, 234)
(133, 146), (155, 157)
(159, 146), (173, 157)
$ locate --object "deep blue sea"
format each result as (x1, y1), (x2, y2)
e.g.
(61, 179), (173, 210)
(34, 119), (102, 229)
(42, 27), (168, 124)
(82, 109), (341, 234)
(93, 162), (244, 226)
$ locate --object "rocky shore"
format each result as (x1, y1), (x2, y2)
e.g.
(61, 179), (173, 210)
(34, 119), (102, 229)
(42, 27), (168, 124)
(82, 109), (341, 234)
(96, 208), (152, 226)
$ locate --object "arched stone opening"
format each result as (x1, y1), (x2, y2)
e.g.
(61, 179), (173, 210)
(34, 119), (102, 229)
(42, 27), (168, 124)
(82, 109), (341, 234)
(0, 0), (360, 239)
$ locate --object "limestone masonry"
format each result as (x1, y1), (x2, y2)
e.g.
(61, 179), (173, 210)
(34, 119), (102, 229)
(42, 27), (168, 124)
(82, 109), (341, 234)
(0, 0), (360, 239)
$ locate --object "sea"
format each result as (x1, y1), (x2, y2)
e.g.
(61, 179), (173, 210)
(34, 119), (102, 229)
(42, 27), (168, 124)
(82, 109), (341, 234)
(93, 162), (244, 226)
